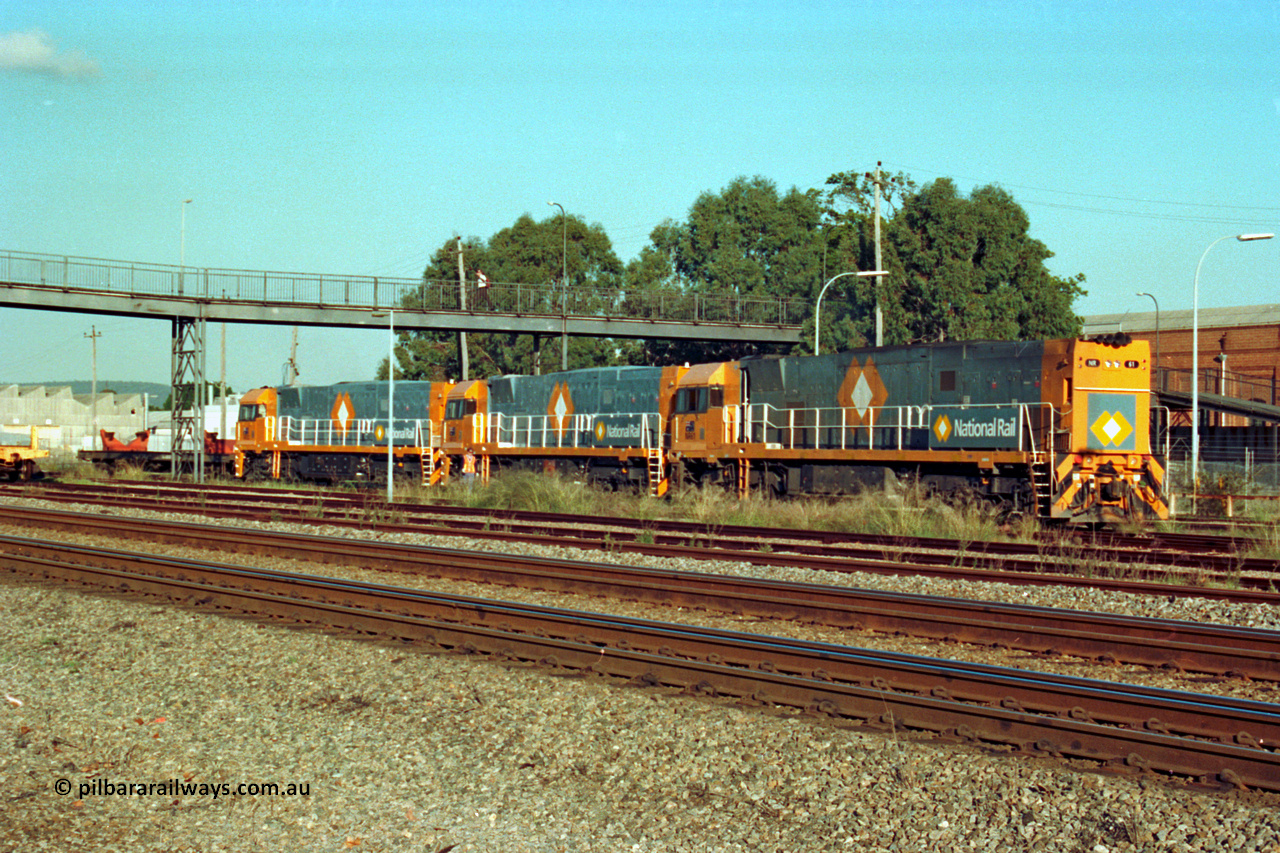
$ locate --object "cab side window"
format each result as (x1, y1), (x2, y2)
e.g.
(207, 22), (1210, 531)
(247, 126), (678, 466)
(446, 399), (478, 419)
(675, 388), (710, 414)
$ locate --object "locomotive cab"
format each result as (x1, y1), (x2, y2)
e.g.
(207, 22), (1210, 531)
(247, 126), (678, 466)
(442, 380), (487, 455)
(1040, 337), (1168, 521)
(233, 387), (277, 477)
(235, 387), (276, 448)
(668, 361), (742, 461)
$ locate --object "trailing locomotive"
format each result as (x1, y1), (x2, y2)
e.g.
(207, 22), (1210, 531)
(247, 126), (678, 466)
(233, 336), (1168, 522)
(235, 380), (454, 483)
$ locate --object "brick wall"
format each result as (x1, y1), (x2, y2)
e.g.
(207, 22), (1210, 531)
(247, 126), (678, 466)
(1125, 323), (1280, 425)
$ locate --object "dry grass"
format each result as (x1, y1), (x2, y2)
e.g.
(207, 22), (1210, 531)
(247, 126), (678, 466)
(55, 456), (1035, 543)
(443, 473), (1030, 542)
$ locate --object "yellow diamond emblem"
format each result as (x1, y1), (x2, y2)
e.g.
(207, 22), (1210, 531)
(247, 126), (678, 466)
(933, 414), (952, 443)
(1090, 410), (1133, 447)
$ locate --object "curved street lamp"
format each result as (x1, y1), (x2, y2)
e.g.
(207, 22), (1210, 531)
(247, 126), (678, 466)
(814, 269), (888, 355)
(180, 198), (193, 266)
(179, 198), (193, 294)
(1135, 291), (1160, 375)
(1191, 233), (1272, 502)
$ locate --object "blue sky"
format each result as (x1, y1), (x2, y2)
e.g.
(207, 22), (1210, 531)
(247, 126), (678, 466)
(2, 0), (1278, 391)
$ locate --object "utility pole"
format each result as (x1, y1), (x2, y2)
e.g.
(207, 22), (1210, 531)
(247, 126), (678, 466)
(457, 237), (469, 381)
(84, 326), (101, 450)
(283, 327), (300, 385)
(868, 162), (886, 347)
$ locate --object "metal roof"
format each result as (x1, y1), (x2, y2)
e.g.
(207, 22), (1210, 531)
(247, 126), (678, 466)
(1083, 303), (1280, 334)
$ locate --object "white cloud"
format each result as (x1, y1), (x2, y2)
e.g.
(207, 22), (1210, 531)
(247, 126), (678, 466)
(0, 29), (101, 80)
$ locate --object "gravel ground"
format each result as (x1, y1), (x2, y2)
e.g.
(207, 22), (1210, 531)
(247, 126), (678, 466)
(2, 500), (1280, 851)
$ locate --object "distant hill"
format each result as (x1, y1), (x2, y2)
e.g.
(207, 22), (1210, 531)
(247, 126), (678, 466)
(0, 380), (171, 398)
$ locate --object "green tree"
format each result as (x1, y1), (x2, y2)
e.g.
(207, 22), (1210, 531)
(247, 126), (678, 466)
(387, 213), (627, 380)
(625, 175), (823, 363)
(819, 174), (1084, 348)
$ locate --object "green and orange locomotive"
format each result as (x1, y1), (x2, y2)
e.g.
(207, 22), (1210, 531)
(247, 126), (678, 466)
(234, 336), (1167, 523)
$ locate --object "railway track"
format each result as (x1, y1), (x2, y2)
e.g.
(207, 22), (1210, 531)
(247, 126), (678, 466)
(24, 480), (1270, 557)
(4, 481), (1278, 599)
(2, 533), (1277, 792)
(3, 507), (1280, 681)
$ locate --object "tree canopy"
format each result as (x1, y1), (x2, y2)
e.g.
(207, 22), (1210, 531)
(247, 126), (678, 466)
(386, 213), (627, 381)
(815, 174), (1084, 350)
(385, 169), (1086, 380)
(624, 176), (824, 363)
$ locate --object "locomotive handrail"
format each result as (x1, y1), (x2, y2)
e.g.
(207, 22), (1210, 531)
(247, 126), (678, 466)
(1022, 406), (1038, 455)
(740, 403), (918, 451)
(1152, 405), (1172, 461)
(1020, 404), (1061, 458)
(265, 416), (433, 449)
(485, 411), (663, 451)
(740, 402), (1058, 453)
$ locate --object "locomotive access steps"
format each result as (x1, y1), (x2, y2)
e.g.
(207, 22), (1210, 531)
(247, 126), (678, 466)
(647, 446), (668, 498)
(1030, 452), (1053, 517)
(419, 446), (433, 487)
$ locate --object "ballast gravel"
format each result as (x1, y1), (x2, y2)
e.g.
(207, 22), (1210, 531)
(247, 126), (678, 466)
(1, 502), (1279, 851)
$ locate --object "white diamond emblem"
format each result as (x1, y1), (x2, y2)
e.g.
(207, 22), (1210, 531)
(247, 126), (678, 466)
(851, 373), (873, 417)
(1103, 416), (1121, 441)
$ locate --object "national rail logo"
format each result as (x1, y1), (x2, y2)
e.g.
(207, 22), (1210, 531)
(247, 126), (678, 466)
(1090, 410), (1134, 448)
(933, 414), (952, 443)
(1085, 393), (1138, 451)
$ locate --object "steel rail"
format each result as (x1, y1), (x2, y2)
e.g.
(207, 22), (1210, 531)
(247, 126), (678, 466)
(2, 510), (1280, 684)
(9, 481), (1276, 581)
(3, 498), (1278, 609)
(3, 537), (1277, 791)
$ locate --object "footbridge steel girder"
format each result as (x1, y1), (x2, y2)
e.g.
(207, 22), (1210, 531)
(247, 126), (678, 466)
(170, 315), (206, 483)
(0, 251), (805, 344)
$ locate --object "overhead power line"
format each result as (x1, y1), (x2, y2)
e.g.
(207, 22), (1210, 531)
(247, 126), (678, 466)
(882, 162), (1280, 224)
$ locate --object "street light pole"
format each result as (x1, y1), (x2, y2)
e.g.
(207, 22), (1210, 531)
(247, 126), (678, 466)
(180, 198), (192, 265)
(179, 198), (193, 293)
(814, 270), (889, 356)
(1191, 233), (1272, 503)
(373, 309), (396, 504)
(548, 201), (567, 370)
(1135, 291), (1160, 374)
